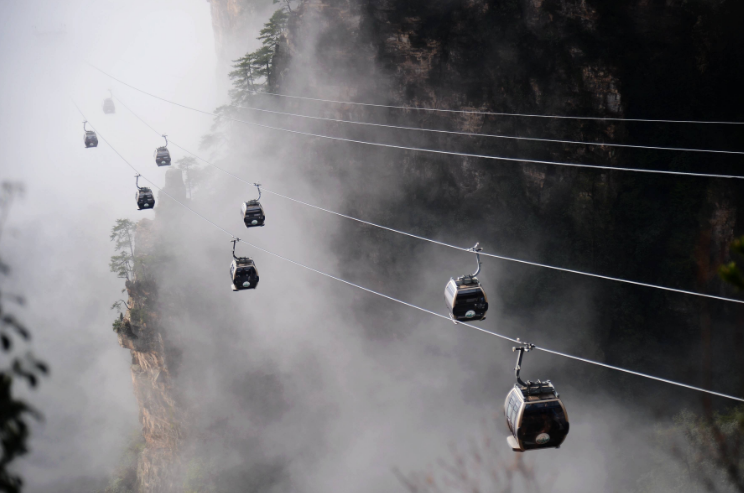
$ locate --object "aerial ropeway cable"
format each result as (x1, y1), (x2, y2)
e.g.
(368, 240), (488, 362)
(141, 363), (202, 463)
(72, 99), (744, 404)
(111, 94), (744, 306)
(250, 91), (744, 125)
(88, 61), (744, 125)
(88, 64), (744, 180)
(225, 103), (744, 156)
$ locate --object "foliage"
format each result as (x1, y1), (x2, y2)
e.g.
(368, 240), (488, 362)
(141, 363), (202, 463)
(183, 458), (217, 493)
(394, 419), (544, 493)
(175, 156), (199, 199)
(97, 431), (144, 493)
(0, 181), (48, 493)
(228, 7), (291, 102)
(109, 219), (136, 282)
(638, 408), (744, 493)
(719, 236), (744, 290)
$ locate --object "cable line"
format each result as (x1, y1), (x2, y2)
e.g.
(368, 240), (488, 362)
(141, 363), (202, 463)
(88, 64), (744, 180)
(113, 94), (744, 306)
(74, 100), (744, 403)
(227, 103), (744, 156)
(71, 100), (237, 239)
(251, 91), (744, 125)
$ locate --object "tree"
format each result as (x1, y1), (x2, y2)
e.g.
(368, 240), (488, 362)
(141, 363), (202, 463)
(272, 0), (295, 13)
(109, 219), (136, 282)
(175, 157), (198, 199)
(641, 408), (744, 493)
(0, 181), (48, 493)
(719, 236), (744, 290)
(228, 7), (290, 102)
(394, 419), (544, 493)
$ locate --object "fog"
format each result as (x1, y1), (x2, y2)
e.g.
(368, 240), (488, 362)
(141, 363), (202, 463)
(0, 1), (726, 493)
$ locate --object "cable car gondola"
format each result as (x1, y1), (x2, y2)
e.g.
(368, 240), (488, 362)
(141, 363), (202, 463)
(134, 174), (155, 210)
(242, 184), (265, 228)
(230, 239), (259, 291)
(103, 90), (115, 114)
(504, 343), (569, 452)
(154, 135), (171, 166)
(444, 243), (489, 322)
(83, 121), (98, 148)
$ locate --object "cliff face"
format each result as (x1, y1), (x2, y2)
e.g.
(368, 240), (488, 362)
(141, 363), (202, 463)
(115, 171), (188, 493)
(267, 0), (744, 401)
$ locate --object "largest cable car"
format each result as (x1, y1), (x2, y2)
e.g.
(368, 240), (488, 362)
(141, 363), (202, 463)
(154, 135), (171, 166)
(504, 343), (569, 452)
(230, 240), (259, 291)
(444, 243), (489, 322)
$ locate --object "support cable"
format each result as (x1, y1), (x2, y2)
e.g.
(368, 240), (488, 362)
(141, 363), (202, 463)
(226, 103), (744, 156)
(249, 92), (744, 125)
(71, 100), (237, 240)
(88, 64), (744, 180)
(113, 94), (744, 306)
(73, 100), (744, 403)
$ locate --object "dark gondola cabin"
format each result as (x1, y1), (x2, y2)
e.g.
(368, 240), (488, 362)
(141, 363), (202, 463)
(230, 257), (259, 291)
(103, 98), (115, 114)
(84, 130), (98, 148)
(135, 187), (155, 210)
(242, 200), (265, 228)
(504, 345), (569, 452)
(444, 275), (489, 322)
(504, 383), (569, 452)
(154, 146), (171, 166)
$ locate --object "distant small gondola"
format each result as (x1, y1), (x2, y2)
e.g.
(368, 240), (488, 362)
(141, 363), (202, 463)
(504, 343), (569, 452)
(83, 121), (98, 148)
(134, 174), (155, 210)
(154, 134), (171, 166)
(102, 92), (115, 114)
(242, 184), (265, 228)
(230, 240), (259, 291)
(444, 243), (489, 322)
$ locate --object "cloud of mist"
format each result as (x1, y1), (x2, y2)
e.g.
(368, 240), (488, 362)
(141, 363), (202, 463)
(0, 1), (728, 493)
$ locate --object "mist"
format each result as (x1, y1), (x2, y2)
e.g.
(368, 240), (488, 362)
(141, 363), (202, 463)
(0, 1), (740, 493)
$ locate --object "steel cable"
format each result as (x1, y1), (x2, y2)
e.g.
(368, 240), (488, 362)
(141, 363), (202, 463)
(113, 94), (744, 305)
(250, 91), (744, 125)
(88, 64), (744, 180)
(73, 100), (744, 403)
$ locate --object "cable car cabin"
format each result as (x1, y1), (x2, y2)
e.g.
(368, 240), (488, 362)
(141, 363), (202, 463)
(242, 200), (265, 228)
(135, 188), (155, 210)
(504, 381), (569, 452)
(230, 257), (259, 291)
(444, 275), (488, 322)
(103, 98), (115, 114)
(84, 130), (98, 148)
(154, 147), (171, 166)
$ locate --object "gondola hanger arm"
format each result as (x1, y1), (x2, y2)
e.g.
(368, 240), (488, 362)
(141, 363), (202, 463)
(512, 339), (535, 387)
(469, 242), (483, 277)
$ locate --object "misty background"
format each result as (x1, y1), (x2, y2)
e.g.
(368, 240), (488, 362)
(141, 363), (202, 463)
(0, 1), (740, 492)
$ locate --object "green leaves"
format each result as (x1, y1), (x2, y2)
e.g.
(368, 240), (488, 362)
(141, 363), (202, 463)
(110, 219), (137, 282)
(719, 235), (744, 291)
(229, 7), (291, 103)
